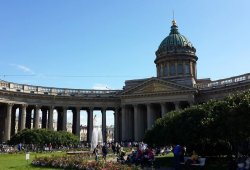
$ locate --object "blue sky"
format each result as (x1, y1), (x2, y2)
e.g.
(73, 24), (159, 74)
(1, 0), (250, 125)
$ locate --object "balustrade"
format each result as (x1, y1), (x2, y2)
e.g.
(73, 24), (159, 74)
(0, 80), (121, 96)
(195, 73), (250, 89)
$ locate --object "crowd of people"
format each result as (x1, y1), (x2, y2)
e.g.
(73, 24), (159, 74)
(91, 142), (155, 167)
(126, 144), (155, 167)
(2, 141), (250, 169)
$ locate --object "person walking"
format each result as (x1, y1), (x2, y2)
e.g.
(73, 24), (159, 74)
(173, 144), (181, 170)
(102, 144), (108, 161)
(93, 145), (99, 161)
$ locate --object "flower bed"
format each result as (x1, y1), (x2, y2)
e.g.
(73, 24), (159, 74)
(32, 154), (140, 170)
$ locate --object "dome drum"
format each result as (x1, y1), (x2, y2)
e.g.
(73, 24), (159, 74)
(155, 20), (198, 84)
(155, 53), (198, 64)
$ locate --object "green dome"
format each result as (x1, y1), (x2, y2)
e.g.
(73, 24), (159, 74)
(157, 20), (195, 54)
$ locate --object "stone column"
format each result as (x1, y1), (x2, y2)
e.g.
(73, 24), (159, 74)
(101, 108), (106, 142)
(146, 104), (154, 130)
(57, 109), (63, 131)
(160, 102), (167, 117)
(75, 107), (81, 137)
(34, 105), (40, 129)
(88, 108), (93, 143)
(174, 102), (180, 111)
(133, 104), (139, 141)
(189, 101), (194, 107)
(26, 108), (32, 129)
(41, 108), (47, 129)
(5, 103), (13, 141)
(18, 108), (22, 131)
(48, 106), (54, 130)
(20, 104), (27, 130)
(121, 105), (126, 141)
(62, 107), (67, 131)
(114, 108), (119, 142)
(11, 107), (16, 136)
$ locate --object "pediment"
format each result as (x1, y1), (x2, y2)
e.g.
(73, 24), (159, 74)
(121, 78), (194, 95)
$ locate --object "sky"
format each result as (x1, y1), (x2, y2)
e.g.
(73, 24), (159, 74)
(1, 0), (250, 126)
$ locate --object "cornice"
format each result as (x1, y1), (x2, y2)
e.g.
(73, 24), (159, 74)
(120, 89), (197, 99)
(0, 89), (121, 103)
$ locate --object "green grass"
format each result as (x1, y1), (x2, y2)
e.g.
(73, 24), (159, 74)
(0, 151), (229, 170)
(0, 152), (65, 170)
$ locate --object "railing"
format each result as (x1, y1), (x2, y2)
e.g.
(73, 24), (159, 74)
(195, 73), (250, 89)
(0, 80), (121, 97)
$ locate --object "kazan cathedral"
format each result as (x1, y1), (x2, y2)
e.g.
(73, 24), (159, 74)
(0, 20), (250, 143)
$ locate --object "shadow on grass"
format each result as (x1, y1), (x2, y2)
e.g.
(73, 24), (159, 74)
(153, 155), (229, 170)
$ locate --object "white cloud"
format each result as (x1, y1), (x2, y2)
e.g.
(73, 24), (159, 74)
(10, 64), (34, 74)
(92, 83), (112, 90)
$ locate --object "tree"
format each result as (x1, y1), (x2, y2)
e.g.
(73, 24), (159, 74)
(144, 90), (250, 156)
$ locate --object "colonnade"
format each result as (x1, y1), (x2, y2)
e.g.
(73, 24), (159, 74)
(0, 100), (191, 143)
(0, 103), (121, 143)
(121, 101), (191, 142)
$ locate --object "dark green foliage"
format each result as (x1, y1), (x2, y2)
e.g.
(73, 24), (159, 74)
(144, 90), (250, 156)
(9, 129), (79, 147)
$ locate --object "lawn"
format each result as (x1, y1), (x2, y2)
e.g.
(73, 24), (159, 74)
(0, 152), (64, 170)
(0, 151), (229, 170)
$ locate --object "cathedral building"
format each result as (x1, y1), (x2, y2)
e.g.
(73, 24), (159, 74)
(0, 20), (249, 143)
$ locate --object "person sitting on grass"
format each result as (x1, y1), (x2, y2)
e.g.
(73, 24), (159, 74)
(135, 146), (143, 165)
(117, 147), (126, 163)
(184, 150), (200, 170)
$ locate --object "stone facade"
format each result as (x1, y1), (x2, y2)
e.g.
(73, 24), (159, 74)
(0, 20), (250, 143)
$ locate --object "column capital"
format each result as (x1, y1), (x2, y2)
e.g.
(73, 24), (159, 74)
(101, 107), (107, 113)
(174, 101), (179, 105)
(133, 104), (138, 109)
(35, 105), (41, 109)
(62, 106), (68, 111)
(146, 103), (152, 109)
(88, 107), (94, 112)
(75, 107), (81, 112)
(133, 104), (138, 108)
(174, 101), (180, 111)
(22, 104), (28, 108)
(7, 103), (14, 107)
(115, 107), (120, 111)
(188, 100), (195, 105)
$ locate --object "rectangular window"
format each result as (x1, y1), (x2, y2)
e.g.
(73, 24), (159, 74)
(178, 63), (183, 75)
(164, 65), (168, 76)
(170, 63), (176, 76)
(160, 64), (164, 76)
(185, 63), (190, 74)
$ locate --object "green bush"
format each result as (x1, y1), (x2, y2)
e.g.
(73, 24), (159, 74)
(9, 129), (79, 147)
